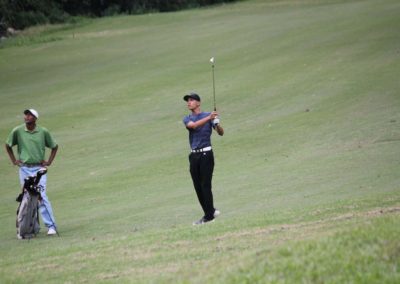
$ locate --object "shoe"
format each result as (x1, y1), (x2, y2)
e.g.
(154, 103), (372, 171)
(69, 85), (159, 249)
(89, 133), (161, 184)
(47, 227), (57, 236)
(193, 217), (215, 226)
(214, 209), (221, 218)
(17, 233), (23, 240)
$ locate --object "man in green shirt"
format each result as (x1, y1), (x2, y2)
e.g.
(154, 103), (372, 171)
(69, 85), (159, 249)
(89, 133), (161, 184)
(5, 109), (59, 236)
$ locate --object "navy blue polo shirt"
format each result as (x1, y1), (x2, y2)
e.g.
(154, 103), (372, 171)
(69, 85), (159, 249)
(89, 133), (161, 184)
(183, 112), (216, 150)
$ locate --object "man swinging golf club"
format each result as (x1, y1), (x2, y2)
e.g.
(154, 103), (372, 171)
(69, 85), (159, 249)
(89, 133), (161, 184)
(183, 92), (224, 225)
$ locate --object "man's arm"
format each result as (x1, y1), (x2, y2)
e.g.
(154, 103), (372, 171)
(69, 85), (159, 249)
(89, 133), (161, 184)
(42, 145), (58, 167)
(214, 124), (224, 136)
(5, 144), (22, 166)
(211, 114), (224, 136)
(186, 112), (218, 129)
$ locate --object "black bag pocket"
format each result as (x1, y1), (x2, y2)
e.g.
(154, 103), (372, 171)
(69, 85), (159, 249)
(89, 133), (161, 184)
(16, 193), (23, 202)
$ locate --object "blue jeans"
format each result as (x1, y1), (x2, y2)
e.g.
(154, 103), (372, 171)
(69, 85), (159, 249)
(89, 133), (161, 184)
(19, 166), (57, 230)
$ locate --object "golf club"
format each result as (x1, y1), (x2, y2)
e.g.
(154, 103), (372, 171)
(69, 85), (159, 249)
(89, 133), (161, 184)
(210, 57), (216, 111)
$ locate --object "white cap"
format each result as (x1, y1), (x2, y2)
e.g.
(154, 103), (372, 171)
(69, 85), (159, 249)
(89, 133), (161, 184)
(24, 109), (39, 119)
(210, 57), (215, 64)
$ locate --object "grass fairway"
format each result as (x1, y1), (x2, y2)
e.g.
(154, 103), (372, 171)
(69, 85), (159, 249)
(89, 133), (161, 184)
(1, 0), (399, 282)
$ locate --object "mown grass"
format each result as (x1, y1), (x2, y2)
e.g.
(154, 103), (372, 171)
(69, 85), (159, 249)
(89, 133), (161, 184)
(222, 211), (400, 284)
(0, 0), (399, 282)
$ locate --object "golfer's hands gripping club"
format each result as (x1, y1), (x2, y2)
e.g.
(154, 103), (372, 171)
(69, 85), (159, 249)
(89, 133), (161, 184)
(209, 111), (218, 122)
(209, 111), (221, 125)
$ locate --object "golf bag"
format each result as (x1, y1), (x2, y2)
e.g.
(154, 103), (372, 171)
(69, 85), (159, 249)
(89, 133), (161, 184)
(16, 168), (47, 239)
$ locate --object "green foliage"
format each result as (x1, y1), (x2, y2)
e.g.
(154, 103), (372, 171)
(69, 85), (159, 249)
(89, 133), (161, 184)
(14, 10), (47, 28)
(0, 0), (242, 33)
(0, 0), (64, 30)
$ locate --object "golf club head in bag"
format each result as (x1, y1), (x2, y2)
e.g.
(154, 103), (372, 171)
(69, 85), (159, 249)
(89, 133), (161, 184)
(17, 167), (47, 201)
(34, 167), (47, 185)
(22, 168), (47, 196)
(16, 168), (47, 239)
(23, 176), (39, 195)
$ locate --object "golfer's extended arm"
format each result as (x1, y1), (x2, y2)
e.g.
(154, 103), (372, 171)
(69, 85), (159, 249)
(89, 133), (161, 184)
(186, 116), (212, 129)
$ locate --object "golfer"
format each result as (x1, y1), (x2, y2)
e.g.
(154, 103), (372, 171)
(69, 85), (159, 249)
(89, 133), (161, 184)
(5, 109), (59, 236)
(183, 93), (224, 225)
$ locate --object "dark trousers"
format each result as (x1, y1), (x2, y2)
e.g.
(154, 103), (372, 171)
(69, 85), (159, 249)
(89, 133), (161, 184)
(189, 150), (215, 220)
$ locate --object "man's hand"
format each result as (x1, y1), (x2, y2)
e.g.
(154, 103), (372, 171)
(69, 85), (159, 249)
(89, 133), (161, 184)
(5, 145), (22, 166)
(42, 145), (58, 167)
(41, 160), (52, 167)
(211, 112), (221, 126)
(209, 111), (218, 120)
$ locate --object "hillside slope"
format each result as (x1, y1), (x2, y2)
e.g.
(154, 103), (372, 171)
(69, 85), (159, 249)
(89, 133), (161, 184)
(0, 0), (399, 282)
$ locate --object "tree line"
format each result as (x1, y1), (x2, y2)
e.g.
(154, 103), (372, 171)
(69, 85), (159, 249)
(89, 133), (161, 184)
(0, 0), (239, 36)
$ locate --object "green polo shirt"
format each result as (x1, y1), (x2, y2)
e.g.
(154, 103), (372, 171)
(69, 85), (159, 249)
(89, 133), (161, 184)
(6, 124), (57, 164)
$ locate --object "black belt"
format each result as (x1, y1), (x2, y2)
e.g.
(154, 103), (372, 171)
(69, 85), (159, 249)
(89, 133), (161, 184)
(21, 163), (42, 168)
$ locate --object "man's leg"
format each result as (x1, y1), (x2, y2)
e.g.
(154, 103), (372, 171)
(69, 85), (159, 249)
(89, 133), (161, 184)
(18, 166), (31, 185)
(37, 173), (57, 230)
(199, 151), (215, 220)
(189, 153), (207, 214)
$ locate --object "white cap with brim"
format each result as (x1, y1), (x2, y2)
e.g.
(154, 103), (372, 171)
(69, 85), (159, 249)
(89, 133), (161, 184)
(24, 109), (39, 119)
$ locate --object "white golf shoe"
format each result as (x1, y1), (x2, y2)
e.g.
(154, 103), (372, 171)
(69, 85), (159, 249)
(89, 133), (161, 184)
(47, 228), (57, 236)
(193, 217), (215, 226)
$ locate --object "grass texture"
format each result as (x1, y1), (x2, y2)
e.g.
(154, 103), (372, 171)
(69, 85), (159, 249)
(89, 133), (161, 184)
(0, 0), (399, 282)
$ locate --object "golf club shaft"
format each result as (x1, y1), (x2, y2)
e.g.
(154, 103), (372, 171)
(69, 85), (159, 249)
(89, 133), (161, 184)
(212, 64), (216, 111)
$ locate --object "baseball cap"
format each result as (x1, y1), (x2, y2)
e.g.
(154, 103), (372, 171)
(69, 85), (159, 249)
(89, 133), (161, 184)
(183, 92), (201, 102)
(24, 109), (39, 119)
